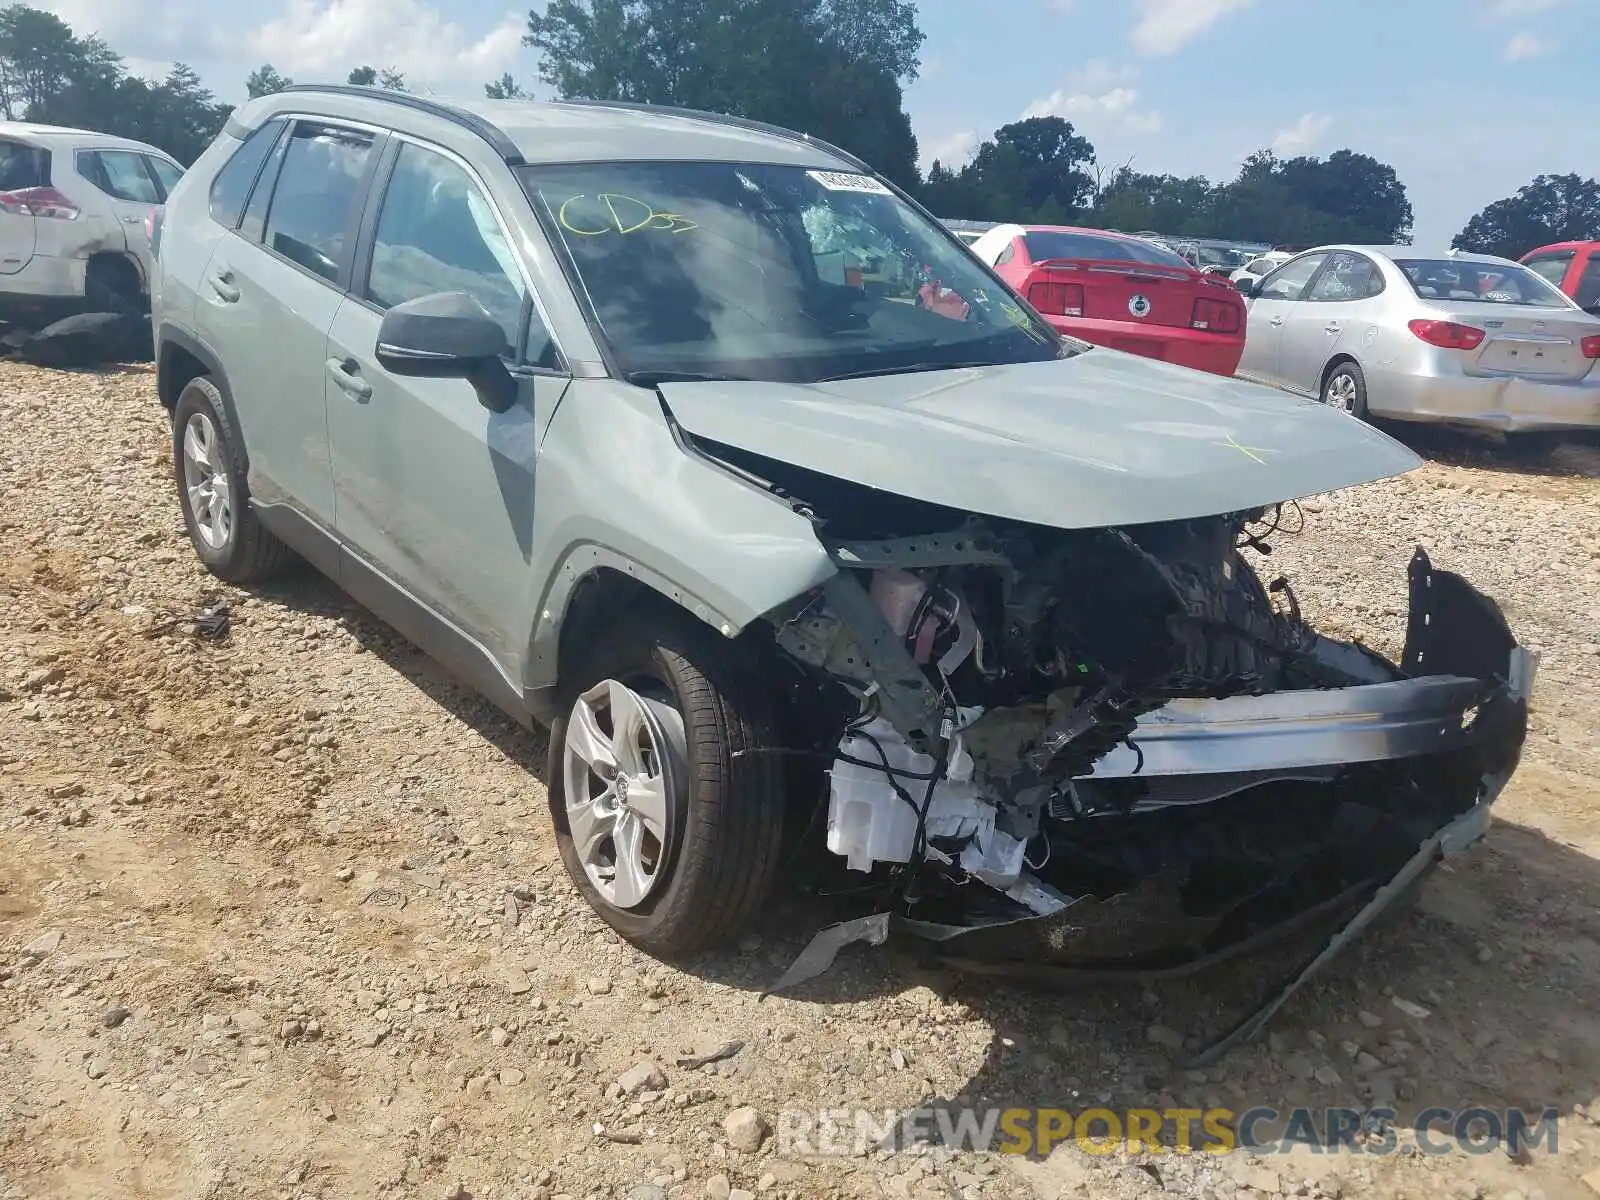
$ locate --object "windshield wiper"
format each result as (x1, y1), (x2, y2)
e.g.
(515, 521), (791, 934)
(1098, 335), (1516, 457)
(818, 360), (999, 382)
(625, 369), (754, 387)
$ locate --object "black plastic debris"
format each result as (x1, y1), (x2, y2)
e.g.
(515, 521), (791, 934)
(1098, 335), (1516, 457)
(193, 600), (230, 639)
(0, 312), (154, 367)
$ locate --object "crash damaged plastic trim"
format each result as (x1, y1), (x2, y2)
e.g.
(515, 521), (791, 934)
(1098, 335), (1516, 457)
(1079, 673), (1496, 780)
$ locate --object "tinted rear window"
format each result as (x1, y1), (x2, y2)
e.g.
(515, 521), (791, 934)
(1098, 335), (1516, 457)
(77, 150), (162, 204)
(1023, 231), (1190, 269)
(1395, 258), (1572, 306)
(209, 119), (285, 229)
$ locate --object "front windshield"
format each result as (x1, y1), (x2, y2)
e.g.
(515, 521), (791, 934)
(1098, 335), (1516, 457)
(520, 161), (1064, 383)
(1394, 259), (1574, 307)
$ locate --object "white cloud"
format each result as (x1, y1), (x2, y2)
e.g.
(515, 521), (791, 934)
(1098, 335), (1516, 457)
(244, 0), (525, 93)
(1503, 30), (1556, 59)
(1483, 0), (1567, 19)
(920, 130), (979, 171)
(1270, 112), (1333, 155)
(1023, 59), (1163, 136)
(1129, 0), (1256, 57)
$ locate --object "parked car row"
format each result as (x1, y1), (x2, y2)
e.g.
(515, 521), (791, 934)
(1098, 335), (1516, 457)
(1, 121), (182, 324)
(941, 214), (1600, 434)
(1235, 246), (1600, 434)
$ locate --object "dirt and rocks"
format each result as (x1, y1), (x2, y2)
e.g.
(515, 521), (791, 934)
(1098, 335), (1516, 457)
(1, 361), (1598, 1200)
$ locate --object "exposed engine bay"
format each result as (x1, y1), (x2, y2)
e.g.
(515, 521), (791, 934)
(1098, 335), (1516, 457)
(736, 462), (1534, 988)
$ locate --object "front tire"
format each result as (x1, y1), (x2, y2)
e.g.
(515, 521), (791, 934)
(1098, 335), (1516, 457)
(548, 608), (785, 957)
(172, 376), (292, 583)
(1321, 360), (1369, 420)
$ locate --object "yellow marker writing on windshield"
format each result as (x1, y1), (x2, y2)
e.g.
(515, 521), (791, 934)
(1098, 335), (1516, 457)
(557, 193), (698, 237)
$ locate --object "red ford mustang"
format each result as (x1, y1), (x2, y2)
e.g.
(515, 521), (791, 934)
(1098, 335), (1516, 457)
(967, 224), (1248, 377)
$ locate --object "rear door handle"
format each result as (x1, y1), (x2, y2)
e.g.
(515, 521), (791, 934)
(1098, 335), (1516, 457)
(1324, 323), (1342, 334)
(1270, 316), (1285, 327)
(207, 269), (239, 303)
(326, 357), (373, 402)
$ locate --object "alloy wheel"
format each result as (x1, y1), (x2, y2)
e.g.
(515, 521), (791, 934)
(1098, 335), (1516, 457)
(561, 679), (686, 910)
(182, 412), (233, 549)
(1324, 372), (1358, 414)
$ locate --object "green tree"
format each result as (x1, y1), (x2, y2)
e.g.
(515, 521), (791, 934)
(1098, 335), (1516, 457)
(919, 117), (1097, 222)
(346, 65), (406, 90)
(1453, 173), (1600, 259)
(245, 63), (293, 99)
(484, 73), (528, 99)
(521, 0), (924, 185)
(0, 6), (228, 164)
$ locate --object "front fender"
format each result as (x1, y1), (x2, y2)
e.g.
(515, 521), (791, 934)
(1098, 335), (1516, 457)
(523, 379), (837, 693)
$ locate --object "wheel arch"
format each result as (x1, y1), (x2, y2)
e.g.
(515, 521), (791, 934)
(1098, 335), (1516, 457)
(156, 326), (252, 460)
(525, 556), (755, 724)
(1320, 352), (1361, 392)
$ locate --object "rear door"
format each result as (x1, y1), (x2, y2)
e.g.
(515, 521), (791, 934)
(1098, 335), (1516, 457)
(1279, 251), (1384, 394)
(195, 119), (383, 528)
(1238, 252), (1328, 385)
(75, 150), (162, 257)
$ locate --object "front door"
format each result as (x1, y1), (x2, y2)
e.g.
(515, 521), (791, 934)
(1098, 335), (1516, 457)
(1237, 252), (1328, 386)
(324, 138), (568, 683)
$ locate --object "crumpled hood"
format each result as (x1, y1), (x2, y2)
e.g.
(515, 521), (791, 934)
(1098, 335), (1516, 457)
(659, 351), (1421, 528)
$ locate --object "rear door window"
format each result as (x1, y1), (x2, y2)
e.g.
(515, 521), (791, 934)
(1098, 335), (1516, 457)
(209, 118), (286, 229)
(1307, 252), (1383, 301)
(1521, 251), (1573, 288)
(77, 150), (162, 204)
(261, 122), (376, 284)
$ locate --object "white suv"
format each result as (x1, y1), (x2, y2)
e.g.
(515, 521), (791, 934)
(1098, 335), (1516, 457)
(0, 121), (184, 324)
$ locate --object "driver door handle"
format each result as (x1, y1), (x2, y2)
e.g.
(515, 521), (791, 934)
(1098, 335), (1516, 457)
(206, 269), (239, 303)
(326, 358), (373, 402)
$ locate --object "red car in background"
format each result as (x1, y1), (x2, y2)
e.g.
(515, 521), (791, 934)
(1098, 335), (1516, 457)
(1520, 241), (1600, 315)
(967, 224), (1247, 376)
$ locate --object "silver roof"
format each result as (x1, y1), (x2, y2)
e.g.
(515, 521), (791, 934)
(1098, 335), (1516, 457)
(238, 89), (857, 170)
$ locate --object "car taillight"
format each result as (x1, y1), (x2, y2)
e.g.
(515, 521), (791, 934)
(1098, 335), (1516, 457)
(1027, 280), (1084, 317)
(1191, 296), (1240, 333)
(145, 208), (163, 258)
(1581, 334), (1600, 359)
(1408, 319), (1485, 351)
(0, 186), (80, 219)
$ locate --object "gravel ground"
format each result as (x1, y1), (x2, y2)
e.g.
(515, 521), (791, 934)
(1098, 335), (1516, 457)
(2, 361), (1598, 1200)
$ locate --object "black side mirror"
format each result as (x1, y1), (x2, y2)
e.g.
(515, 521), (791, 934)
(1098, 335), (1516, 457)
(1234, 277), (1259, 297)
(375, 291), (517, 413)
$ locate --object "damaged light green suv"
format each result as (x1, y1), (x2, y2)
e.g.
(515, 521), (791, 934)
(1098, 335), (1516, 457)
(150, 88), (1533, 990)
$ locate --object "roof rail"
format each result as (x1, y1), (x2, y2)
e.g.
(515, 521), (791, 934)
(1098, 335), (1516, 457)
(560, 98), (872, 174)
(275, 84), (526, 165)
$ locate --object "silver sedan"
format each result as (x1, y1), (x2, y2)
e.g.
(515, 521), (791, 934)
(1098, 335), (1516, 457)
(1236, 246), (1600, 432)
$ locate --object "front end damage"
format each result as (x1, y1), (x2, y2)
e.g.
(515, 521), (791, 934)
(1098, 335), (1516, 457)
(750, 490), (1533, 1022)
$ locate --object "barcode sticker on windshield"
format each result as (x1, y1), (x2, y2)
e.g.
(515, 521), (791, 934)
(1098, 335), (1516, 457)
(807, 170), (893, 195)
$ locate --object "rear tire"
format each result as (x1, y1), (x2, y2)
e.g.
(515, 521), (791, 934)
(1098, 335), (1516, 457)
(1321, 360), (1369, 420)
(172, 376), (293, 583)
(548, 606), (785, 958)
